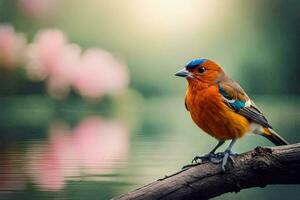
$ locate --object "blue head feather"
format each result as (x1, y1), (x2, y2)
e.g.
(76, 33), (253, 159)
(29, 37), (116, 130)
(186, 58), (206, 69)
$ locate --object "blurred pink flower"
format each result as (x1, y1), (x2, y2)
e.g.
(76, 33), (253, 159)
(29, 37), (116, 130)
(27, 29), (71, 79)
(0, 25), (26, 70)
(26, 29), (81, 98)
(72, 48), (129, 99)
(26, 28), (129, 99)
(18, 0), (59, 19)
(46, 44), (81, 98)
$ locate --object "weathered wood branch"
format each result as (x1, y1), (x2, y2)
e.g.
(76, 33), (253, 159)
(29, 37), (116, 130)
(113, 143), (300, 200)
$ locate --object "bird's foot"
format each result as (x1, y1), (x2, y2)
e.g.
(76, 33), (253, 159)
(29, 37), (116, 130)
(210, 150), (238, 172)
(192, 152), (217, 164)
(214, 150), (238, 159)
(181, 151), (238, 171)
(181, 152), (216, 170)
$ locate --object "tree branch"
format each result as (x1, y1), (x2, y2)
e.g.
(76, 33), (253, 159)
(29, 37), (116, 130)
(113, 143), (300, 200)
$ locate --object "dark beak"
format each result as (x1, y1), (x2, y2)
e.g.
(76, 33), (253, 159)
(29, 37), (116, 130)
(175, 68), (191, 77)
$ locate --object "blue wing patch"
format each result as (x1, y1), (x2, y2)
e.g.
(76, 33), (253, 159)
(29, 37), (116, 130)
(218, 83), (272, 128)
(186, 58), (206, 70)
(218, 84), (246, 111)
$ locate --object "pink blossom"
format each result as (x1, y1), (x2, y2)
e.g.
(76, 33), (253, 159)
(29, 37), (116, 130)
(72, 48), (129, 99)
(26, 29), (80, 98)
(0, 24), (26, 70)
(26, 29), (68, 79)
(18, 0), (59, 19)
(46, 44), (81, 98)
(26, 29), (129, 99)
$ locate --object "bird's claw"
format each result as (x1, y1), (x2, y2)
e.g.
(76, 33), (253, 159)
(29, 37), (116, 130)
(191, 152), (216, 164)
(213, 150), (237, 159)
(182, 150), (238, 171)
(205, 150), (238, 172)
(181, 152), (216, 170)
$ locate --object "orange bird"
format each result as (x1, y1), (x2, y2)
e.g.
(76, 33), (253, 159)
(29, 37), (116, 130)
(175, 58), (289, 171)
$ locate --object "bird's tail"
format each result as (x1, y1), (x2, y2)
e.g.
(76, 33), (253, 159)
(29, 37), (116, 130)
(262, 127), (289, 146)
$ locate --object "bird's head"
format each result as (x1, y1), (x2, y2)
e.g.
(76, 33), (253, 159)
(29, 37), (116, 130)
(175, 58), (224, 87)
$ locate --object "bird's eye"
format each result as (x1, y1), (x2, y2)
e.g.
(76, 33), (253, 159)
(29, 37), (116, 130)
(198, 67), (206, 74)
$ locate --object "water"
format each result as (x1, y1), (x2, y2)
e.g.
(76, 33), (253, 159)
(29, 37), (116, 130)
(0, 95), (300, 200)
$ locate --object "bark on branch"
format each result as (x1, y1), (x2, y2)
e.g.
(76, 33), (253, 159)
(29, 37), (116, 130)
(113, 143), (300, 200)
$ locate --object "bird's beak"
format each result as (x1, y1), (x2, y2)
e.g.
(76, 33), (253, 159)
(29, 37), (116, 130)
(175, 68), (191, 78)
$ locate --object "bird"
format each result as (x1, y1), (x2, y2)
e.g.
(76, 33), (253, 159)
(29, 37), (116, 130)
(175, 58), (289, 171)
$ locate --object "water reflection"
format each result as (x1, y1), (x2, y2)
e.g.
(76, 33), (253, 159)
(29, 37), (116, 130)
(0, 116), (129, 192)
(0, 97), (299, 199)
(0, 148), (26, 192)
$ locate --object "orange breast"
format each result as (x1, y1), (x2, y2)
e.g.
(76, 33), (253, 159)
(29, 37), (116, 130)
(185, 85), (250, 140)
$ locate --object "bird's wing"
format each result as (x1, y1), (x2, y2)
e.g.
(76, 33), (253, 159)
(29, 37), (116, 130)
(218, 79), (272, 128)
